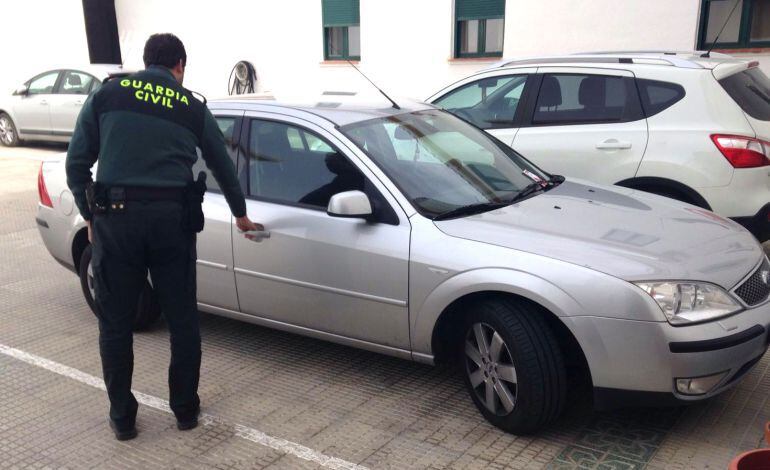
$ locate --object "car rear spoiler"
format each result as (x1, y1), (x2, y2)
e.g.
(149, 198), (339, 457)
(712, 60), (761, 81)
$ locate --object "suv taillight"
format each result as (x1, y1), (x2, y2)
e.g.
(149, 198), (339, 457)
(37, 162), (53, 208)
(711, 134), (770, 168)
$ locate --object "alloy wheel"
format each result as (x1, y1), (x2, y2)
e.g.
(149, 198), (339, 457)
(464, 322), (518, 415)
(87, 261), (96, 300)
(0, 116), (15, 145)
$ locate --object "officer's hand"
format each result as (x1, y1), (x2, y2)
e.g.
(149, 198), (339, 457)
(87, 220), (93, 243)
(236, 216), (262, 234)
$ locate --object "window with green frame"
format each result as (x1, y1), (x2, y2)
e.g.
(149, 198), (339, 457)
(322, 0), (361, 60)
(455, 0), (506, 58)
(698, 0), (770, 49)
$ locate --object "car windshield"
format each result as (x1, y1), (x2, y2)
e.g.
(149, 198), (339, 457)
(340, 109), (550, 218)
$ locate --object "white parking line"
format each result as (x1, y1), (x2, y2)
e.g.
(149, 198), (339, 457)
(0, 342), (369, 470)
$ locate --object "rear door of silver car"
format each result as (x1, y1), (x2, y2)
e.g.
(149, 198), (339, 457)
(194, 111), (245, 311)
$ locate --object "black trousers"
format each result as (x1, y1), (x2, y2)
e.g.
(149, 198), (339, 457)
(92, 200), (200, 429)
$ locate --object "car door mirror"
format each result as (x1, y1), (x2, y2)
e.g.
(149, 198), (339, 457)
(13, 85), (29, 96)
(327, 190), (372, 219)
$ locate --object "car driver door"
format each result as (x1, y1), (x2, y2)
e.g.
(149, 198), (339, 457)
(231, 112), (412, 351)
(12, 70), (61, 136)
(431, 68), (537, 147)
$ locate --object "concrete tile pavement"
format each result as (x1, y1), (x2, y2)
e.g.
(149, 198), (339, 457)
(0, 151), (768, 469)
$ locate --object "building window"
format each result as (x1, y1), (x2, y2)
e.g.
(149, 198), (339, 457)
(322, 0), (361, 60)
(699, 0), (770, 49)
(455, 0), (505, 58)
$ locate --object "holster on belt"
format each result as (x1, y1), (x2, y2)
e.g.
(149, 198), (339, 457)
(184, 172), (207, 233)
(85, 182), (109, 215)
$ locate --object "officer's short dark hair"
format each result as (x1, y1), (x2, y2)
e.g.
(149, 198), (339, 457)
(143, 33), (187, 69)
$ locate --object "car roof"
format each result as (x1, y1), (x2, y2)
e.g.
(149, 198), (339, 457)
(208, 95), (436, 126)
(484, 51), (751, 72)
(36, 64), (134, 78)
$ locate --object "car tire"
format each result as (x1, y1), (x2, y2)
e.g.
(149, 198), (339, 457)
(460, 298), (567, 434)
(78, 244), (161, 331)
(0, 113), (20, 147)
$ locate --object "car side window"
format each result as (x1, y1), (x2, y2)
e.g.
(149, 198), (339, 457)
(434, 75), (527, 129)
(636, 79), (685, 117)
(59, 71), (96, 95)
(532, 74), (634, 125)
(27, 72), (60, 95)
(193, 117), (238, 192)
(247, 119), (364, 209)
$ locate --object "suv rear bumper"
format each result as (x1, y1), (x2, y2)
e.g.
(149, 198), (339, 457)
(731, 202), (770, 242)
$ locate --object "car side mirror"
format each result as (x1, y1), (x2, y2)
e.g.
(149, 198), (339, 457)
(327, 190), (373, 219)
(13, 85), (29, 96)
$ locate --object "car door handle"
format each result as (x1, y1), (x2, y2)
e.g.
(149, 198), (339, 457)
(596, 139), (632, 150)
(39, 100), (48, 105)
(242, 230), (271, 242)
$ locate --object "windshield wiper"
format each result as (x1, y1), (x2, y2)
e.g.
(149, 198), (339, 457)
(508, 174), (564, 204)
(433, 201), (512, 221)
(432, 175), (565, 221)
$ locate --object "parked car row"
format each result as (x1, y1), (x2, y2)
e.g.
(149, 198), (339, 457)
(32, 51), (770, 434)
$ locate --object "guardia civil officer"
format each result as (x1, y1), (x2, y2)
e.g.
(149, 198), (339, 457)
(66, 33), (260, 440)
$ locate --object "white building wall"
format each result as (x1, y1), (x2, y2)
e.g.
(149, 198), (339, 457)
(3, 1), (768, 105)
(114, 0), (493, 101)
(115, 0), (770, 103)
(502, 0), (701, 55)
(0, 0), (88, 96)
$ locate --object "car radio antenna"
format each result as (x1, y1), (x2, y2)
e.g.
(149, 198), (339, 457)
(347, 60), (400, 110)
(702, 0), (741, 58)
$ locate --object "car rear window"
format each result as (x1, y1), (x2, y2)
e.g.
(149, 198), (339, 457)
(636, 79), (685, 117)
(719, 68), (770, 121)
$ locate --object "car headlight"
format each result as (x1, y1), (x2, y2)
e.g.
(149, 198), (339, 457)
(633, 281), (742, 325)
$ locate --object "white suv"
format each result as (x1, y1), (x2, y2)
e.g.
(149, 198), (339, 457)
(428, 51), (770, 242)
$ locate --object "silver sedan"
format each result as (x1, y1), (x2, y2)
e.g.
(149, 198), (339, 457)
(36, 98), (770, 434)
(0, 65), (130, 146)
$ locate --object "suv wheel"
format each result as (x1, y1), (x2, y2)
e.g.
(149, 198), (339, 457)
(78, 244), (161, 331)
(0, 113), (20, 147)
(460, 299), (566, 434)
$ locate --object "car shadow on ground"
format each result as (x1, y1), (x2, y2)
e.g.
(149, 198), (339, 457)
(143, 309), (694, 467)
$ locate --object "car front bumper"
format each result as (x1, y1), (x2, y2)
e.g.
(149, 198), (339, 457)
(568, 301), (770, 410)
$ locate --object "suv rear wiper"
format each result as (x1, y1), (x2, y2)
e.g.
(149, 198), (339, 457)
(433, 201), (512, 221)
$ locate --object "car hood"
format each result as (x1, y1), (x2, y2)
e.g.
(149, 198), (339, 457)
(434, 180), (763, 289)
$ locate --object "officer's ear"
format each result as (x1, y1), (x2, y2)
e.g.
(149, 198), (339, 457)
(171, 59), (185, 84)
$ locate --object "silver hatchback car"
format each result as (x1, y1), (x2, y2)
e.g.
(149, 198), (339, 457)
(36, 97), (770, 434)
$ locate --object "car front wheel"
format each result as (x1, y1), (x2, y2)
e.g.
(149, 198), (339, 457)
(78, 244), (161, 331)
(460, 299), (567, 434)
(0, 113), (20, 147)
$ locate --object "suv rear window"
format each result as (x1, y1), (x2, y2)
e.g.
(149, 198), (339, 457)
(719, 68), (770, 121)
(636, 79), (685, 117)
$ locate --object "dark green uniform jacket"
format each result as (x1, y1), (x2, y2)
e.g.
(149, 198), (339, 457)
(66, 66), (246, 220)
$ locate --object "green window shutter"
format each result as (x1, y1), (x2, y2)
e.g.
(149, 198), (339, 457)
(455, 0), (505, 20)
(322, 0), (360, 26)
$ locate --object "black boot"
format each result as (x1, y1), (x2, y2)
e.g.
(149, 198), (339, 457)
(109, 419), (138, 441)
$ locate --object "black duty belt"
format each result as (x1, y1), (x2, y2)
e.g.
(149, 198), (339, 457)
(119, 186), (186, 202)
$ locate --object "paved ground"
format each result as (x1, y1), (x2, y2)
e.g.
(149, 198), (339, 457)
(0, 145), (769, 469)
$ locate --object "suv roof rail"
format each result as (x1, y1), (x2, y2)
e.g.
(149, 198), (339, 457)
(494, 51), (736, 70)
